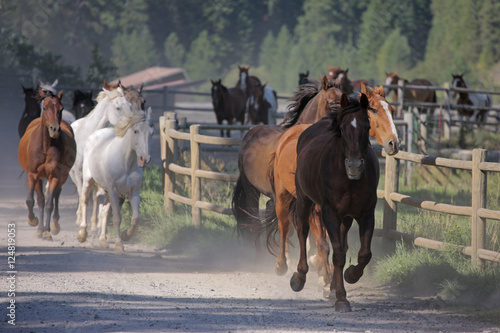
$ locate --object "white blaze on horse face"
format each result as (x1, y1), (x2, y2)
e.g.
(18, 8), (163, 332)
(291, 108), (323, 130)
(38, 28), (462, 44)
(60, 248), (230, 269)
(328, 71), (334, 77)
(240, 72), (247, 90)
(338, 73), (344, 82)
(351, 118), (357, 129)
(380, 101), (398, 138)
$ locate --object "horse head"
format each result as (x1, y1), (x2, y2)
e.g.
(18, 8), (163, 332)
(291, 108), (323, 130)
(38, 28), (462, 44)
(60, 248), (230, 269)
(73, 90), (95, 119)
(384, 72), (400, 96)
(451, 73), (465, 98)
(298, 71), (310, 85)
(327, 66), (341, 80)
(329, 93), (370, 180)
(318, 75), (344, 117)
(361, 83), (399, 155)
(39, 89), (64, 139)
(133, 107), (153, 168)
(211, 79), (225, 109)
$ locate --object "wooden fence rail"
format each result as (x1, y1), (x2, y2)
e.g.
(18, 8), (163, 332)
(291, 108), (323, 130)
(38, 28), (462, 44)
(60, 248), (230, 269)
(160, 112), (500, 267)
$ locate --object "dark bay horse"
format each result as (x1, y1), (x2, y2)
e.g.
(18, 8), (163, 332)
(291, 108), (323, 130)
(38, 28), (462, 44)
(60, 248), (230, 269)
(18, 90), (77, 240)
(18, 86), (41, 138)
(210, 79), (246, 137)
(236, 65), (261, 100)
(326, 66), (342, 80)
(247, 84), (278, 125)
(385, 72), (437, 114)
(298, 71), (310, 85)
(232, 77), (398, 248)
(271, 83), (397, 288)
(291, 94), (379, 312)
(73, 90), (95, 119)
(451, 74), (492, 123)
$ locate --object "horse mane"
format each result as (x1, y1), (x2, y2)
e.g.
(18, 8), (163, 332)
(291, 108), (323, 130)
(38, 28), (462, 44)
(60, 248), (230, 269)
(114, 112), (146, 137)
(282, 80), (341, 128)
(96, 89), (123, 103)
(327, 97), (374, 134)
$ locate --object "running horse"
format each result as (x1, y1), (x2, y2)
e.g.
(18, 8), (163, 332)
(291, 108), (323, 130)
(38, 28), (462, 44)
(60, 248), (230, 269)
(451, 74), (492, 123)
(232, 77), (398, 252)
(210, 79), (246, 137)
(73, 90), (95, 119)
(18, 89), (76, 240)
(298, 71), (310, 85)
(291, 93), (379, 312)
(384, 72), (436, 115)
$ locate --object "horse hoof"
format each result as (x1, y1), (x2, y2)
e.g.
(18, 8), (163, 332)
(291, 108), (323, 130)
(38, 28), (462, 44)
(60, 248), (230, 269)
(344, 265), (361, 284)
(335, 300), (351, 312)
(42, 231), (53, 241)
(77, 229), (88, 243)
(114, 243), (124, 253)
(275, 263), (288, 276)
(28, 216), (39, 227)
(120, 230), (132, 242)
(35, 229), (43, 239)
(99, 240), (109, 249)
(51, 222), (60, 235)
(323, 288), (334, 299)
(290, 272), (306, 292)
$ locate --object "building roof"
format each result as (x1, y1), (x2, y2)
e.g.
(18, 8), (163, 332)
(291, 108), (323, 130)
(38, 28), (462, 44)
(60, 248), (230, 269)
(112, 66), (190, 90)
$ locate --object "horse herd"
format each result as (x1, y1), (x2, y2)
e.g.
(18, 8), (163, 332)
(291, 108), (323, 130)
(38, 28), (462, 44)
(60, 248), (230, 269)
(15, 65), (493, 312)
(17, 79), (153, 252)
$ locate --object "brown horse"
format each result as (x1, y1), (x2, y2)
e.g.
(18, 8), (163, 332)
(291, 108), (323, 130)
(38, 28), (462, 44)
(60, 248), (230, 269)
(18, 90), (76, 240)
(326, 66), (342, 80)
(451, 73), (492, 123)
(271, 83), (397, 287)
(290, 94), (379, 312)
(384, 72), (436, 114)
(236, 65), (261, 100)
(210, 79), (246, 137)
(233, 77), (398, 248)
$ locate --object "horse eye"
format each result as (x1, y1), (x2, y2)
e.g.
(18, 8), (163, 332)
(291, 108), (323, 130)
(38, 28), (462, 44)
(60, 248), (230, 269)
(134, 130), (138, 134)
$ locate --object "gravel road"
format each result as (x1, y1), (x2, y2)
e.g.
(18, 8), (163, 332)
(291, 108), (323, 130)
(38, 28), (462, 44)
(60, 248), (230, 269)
(1, 88), (499, 333)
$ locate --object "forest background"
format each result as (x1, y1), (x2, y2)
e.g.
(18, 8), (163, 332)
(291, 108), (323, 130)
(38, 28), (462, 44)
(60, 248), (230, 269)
(1, 0), (500, 95)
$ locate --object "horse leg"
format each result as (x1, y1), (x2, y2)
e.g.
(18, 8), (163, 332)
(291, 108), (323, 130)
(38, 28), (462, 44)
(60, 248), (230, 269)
(98, 200), (111, 249)
(25, 174), (39, 227)
(309, 206), (332, 289)
(323, 206), (351, 312)
(42, 178), (60, 241)
(108, 190), (124, 253)
(34, 179), (45, 239)
(77, 177), (94, 243)
(290, 194), (313, 292)
(50, 185), (62, 235)
(344, 213), (374, 285)
(275, 192), (291, 276)
(121, 191), (140, 241)
(89, 187), (100, 235)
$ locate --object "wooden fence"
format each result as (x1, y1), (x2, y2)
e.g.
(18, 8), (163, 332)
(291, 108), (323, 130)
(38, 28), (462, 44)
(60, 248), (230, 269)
(159, 112), (500, 268)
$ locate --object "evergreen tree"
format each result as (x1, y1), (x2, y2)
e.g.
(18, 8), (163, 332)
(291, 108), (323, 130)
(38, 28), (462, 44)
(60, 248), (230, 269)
(375, 29), (411, 79)
(86, 44), (118, 86)
(184, 30), (221, 80)
(163, 32), (185, 67)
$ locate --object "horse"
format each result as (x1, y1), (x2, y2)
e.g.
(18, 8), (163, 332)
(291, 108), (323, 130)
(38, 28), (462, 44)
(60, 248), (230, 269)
(232, 77), (398, 252)
(384, 72), (436, 115)
(70, 81), (146, 233)
(298, 71), (310, 85)
(77, 108), (153, 252)
(73, 90), (95, 119)
(326, 66), (342, 80)
(210, 79), (246, 137)
(336, 69), (355, 97)
(247, 84), (278, 125)
(18, 89), (77, 240)
(290, 93), (379, 312)
(451, 74), (492, 123)
(37, 79), (76, 124)
(18, 86), (41, 138)
(235, 65), (261, 100)
(270, 83), (397, 288)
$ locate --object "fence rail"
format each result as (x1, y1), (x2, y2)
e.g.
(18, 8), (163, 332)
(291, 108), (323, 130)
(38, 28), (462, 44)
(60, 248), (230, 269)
(160, 112), (500, 268)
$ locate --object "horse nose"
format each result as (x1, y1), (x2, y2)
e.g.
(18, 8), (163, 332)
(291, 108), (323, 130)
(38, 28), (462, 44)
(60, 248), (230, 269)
(49, 125), (60, 138)
(138, 155), (151, 168)
(345, 158), (365, 180)
(386, 140), (399, 155)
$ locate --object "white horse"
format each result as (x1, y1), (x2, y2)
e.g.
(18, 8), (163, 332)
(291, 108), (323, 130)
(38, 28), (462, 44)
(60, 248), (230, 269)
(70, 83), (145, 231)
(38, 79), (76, 124)
(77, 108), (153, 252)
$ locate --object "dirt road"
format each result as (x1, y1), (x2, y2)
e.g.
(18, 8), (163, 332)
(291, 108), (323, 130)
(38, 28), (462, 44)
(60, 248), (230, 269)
(1, 88), (499, 332)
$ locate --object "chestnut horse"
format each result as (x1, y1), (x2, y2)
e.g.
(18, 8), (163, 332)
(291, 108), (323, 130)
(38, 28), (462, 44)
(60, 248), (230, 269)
(18, 90), (76, 240)
(232, 77), (398, 249)
(210, 79), (246, 137)
(451, 74), (492, 123)
(271, 83), (397, 288)
(384, 72), (436, 114)
(291, 94), (379, 312)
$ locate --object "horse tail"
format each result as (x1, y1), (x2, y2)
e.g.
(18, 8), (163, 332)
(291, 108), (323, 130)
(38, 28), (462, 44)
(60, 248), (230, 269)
(263, 193), (296, 257)
(232, 168), (261, 244)
(281, 81), (320, 128)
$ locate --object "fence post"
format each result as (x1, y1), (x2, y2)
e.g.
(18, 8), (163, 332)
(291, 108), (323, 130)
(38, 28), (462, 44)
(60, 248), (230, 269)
(190, 124), (202, 227)
(471, 148), (487, 268)
(443, 82), (451, 140)
(419, 113), (428, 155)
(383, 154), (399, 248)
(163, 113), (177, 212)
(403, 112), (413, 185)
(397, 79), (405, 117)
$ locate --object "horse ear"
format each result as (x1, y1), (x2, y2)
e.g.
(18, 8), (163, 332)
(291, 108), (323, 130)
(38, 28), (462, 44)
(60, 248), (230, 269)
(321, 76), (329, 91)
(58, 90), (64, 100)
(360, 93), (369, 109)
(378, 85), (385, 97)
(345, 69), (349, 74)
(103, 79), (109, 90)
(39, 89), (46, 98)
(138, 83), (143, 94)
(361, 82), (367, 95)
(52, 79), (58, 87)
(306, 70), (309, 76)
(340, 93), (349, 108)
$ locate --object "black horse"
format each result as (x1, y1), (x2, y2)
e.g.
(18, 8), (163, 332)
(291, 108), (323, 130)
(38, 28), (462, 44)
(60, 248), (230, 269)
(73, 90), (95, 119)
(18, 86), (41, 138)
